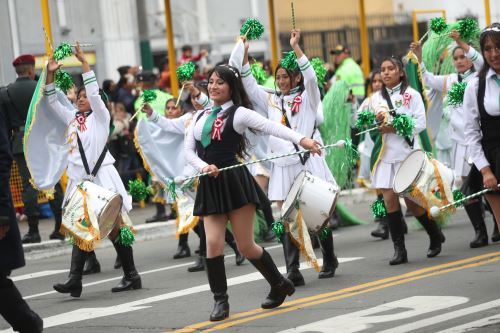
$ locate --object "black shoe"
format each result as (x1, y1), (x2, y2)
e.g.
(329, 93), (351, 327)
(53, 245), (86, 297)
(262, 229), (276, 242)
(389, 245), (408, 265)
(145, 214), (168, 223)
(111, 271), (142, 292)
(318, 257), (339, 279)
(205, 256), (229, 321)
(227, 241), (245, 265)
(492, 226), (500, 243)
(114, 255), (122, 269)
(261, 278), (295, 309)
(465, 200), (488, 248)
(49, 230), (65, 240)
(82, 253), (101, 275)
(173, 243), (191, 259)
(286, 268), (305, 286)
(112, 243), (142, 292)
(371, 218), (389, 239)
(188, 256), (205, 272)
(22, 232), (41, 244)
(387, 211), (408, 265)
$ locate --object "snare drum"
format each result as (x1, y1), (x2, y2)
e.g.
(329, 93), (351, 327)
(393, 150), (455, 211)
(62, 181), (122, 251)
(281, 171), (339, 234)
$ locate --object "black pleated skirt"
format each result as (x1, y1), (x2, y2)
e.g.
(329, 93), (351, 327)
(194, 166), (262, 216)
(467, 146), (500, 196)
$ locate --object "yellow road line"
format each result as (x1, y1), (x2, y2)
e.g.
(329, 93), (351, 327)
(168, 251), (500, 333)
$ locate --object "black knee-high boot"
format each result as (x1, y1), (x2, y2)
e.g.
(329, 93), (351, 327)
(83, 250), (101, 275)
(188, 221), (206, 272)
(53, 245), (88, 297)
(318, 230), (339, 278)
(173, 233), (191, 259)
(464, 200), (488, 248)
(416, 213), (444, 258)
(249, 248), (295, 309)
(280, 233), (304, 286)
(225, 229), (245, 265)
(111, 243), (142, 292)
(387, 211), (408, 265)
(205, 255), (229, 321)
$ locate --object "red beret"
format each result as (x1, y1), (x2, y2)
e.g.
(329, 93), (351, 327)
(12, 54), (35, 67)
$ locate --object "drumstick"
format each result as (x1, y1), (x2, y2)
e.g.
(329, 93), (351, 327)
(175, 139), (347, 183)
(355, 126), (379, 136)
(71, 43), (94, 48)
(430, 184), (500, 217)
(418, 30), (430, 43)
(175, 84), (185, 107)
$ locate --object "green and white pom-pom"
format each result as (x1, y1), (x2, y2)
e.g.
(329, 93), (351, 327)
(116, 226), (135, 246)
(128, 179), (148, 201)
(447, 81), (467, 107)
(272, 219), (285, 242)
(53, 42), (73, 61)
(452, 189), (465, 207)
(250, 62), (267, 85)
(457, 18), (480, 43)
(319, 227), (331, 241)
(280, 51), (299, 71)
(370, 198), (387, 219)
(355, 110), (376, 131)
(311, 57), (327, 88)
(176, 61), (196, 82)
(429, 17), (447, 34)
(166, 178), (177, 201)
(392, 113), (415, 138)
(142, 89), (157, 103)
(344, 139), (360, 167)
(55, 69), (74, 93)
(240, 18), (265, 40)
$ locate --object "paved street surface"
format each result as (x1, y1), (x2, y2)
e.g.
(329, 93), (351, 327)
(2, 201), (500, 332)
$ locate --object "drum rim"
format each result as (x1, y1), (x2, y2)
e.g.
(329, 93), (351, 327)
(282, 171), (310, 219)
(393, 149), (427, 194)
(95, 194), (123, 238)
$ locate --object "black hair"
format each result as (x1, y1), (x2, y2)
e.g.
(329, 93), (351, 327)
(206, 65), (253, 158)
(77, 86), (110, 111)
(274, 63), (304, 94)
(181, 45), (192, 52)
(478, 23), (500, 81)
(165, 98), (184, 113)
(380, 56), (409, 101)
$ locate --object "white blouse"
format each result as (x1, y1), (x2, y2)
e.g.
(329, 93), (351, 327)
(464, 68), (500, 171)
(45, 71), (115, 179)
(370, 85), (426, 163)
(184, 100), (305, 171)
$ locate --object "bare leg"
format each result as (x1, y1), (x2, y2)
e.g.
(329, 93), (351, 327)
(485, 195), (500, 230)
(228, 204), (263, 260)
(204, 214), (228, 258)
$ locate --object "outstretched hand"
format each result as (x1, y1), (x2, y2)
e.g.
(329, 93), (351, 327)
(141, 103), (153, 117)
(290, 29), (301, 48)
(74, 41), (87, 63)
(47, 57), (62, 73)
(409, 41), (422, 61)
(299, 137), (322, 156)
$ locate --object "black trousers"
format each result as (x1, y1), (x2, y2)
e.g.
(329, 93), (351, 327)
(13, 153), (63, 219)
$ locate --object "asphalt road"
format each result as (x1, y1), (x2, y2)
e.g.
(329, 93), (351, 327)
(2, 207), (500, 332)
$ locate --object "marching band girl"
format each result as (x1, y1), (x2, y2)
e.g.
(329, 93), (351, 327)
(370, 57), (444, 265)
(184, 64), (321, 321)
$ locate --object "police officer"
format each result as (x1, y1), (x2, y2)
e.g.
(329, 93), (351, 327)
(0, 55), (64, 243)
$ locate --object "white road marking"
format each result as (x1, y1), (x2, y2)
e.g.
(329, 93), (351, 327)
(3, 257), (362, 330)
(22, 244), (284, 299)
(378, 298), (500, 333)
(11, 270), (68, 282)
(435, 313), (500, 333)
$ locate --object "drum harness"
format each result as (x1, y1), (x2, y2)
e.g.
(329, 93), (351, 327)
(382, 92), (414, 149)
(280, 96), (315, 166)
(76, 133), (108, 182)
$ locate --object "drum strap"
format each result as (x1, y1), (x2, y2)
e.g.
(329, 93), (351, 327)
(280, 97), (314, 166)
(382, 92), (414, 149)
(76, 133), (108, 178)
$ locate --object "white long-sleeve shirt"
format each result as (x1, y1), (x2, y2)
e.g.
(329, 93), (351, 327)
(240, 54), (321, 166)
(185, 100), (305, 171)
(464, 68), (500, 171)
(421, 46), (483, 144)
(370, 84), (427, 163)
(45, 71), (115, 179)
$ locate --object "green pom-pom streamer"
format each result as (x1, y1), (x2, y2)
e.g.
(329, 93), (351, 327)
(370, 198), (387, 219)
(176, 61), (196, 82)
(142, 89), (157, 103)
(116, 226), (135, 246)
(68, 236), (75, 246)
(311, 57), (327, 88)
(457, 18), (480, 43)
(272, 220), (285, 242)
(166, 178), (177, 201)
(240, 18), (265, 40)
(250, 62), (267, 85)
(345, 139), (360, 168)
(55, 70), (74, 93)
(429, 17), (447, 34)
(452, 189), (465, 207)
(280, 51), (298, 71)
(392, 113), (415, 139)
(319, 227), (331, 241)
(128, 179), (148, 201)
(355, 111), (376, 131)
(447, 81), (467, 107)
(53, 42), (73, 61)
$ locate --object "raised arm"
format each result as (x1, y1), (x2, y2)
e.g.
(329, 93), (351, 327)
(142, 103), (189, 135)
(45, 59), (75, 125)
(410, 41), (447, 91)
(184, 111), (209, 172)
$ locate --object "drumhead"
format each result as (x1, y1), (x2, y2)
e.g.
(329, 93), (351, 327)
(393, 150), (426, 194)
(97, 194), (122, 238)
(282, 171), (307, 218)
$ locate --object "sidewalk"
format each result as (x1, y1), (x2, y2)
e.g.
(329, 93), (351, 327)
(19, 188), (376, 259)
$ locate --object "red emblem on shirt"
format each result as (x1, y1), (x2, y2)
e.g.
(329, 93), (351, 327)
(211, 117), (224, 141)
(403, 92), (412, 107)
(290, 95), (302, 113)
(76, 114), (87, 132)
